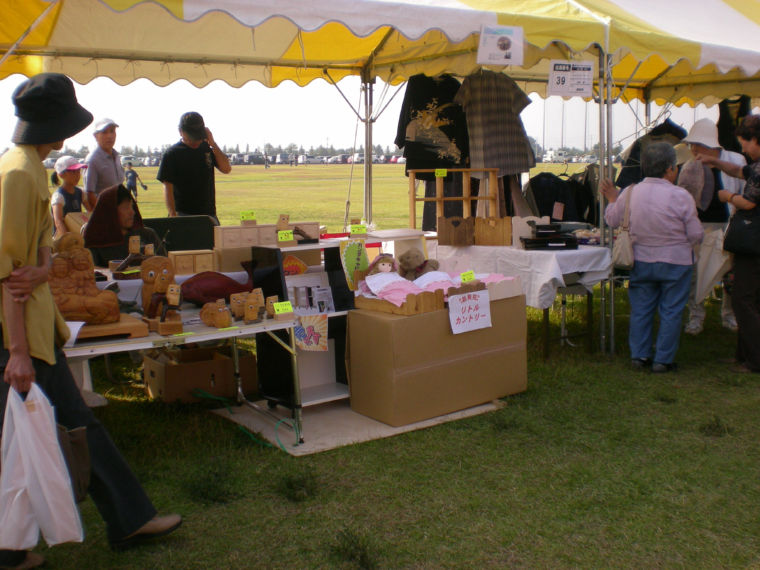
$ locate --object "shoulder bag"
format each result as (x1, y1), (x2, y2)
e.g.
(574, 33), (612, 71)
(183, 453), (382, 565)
(612, 185), (635, 270)
(724, 206), (760, 256)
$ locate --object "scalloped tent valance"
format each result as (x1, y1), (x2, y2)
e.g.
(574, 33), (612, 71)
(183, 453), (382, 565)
(2, 0), (760, 107)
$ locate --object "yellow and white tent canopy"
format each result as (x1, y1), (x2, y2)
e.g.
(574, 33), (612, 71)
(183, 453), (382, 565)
(2, 0), (760, 106)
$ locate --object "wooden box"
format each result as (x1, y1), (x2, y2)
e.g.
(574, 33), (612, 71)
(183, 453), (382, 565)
(169, 249), (215, 275)
(257, 224), (277, 245)
(475, 217), (512, 246)
(437, 216), (474, 246)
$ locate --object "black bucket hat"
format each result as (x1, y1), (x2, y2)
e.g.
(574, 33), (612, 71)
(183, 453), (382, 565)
(11, 73), (93, 145)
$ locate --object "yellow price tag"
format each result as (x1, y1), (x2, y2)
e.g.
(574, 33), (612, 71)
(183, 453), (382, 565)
(172, 331), (195, 337)
(434, 168), (448, 178)
(218, 326), (240, 331)
(273, 301), (293, 314)
(278, 230), (294, 242)
(120, 268), (141, 275)
(240, 210), (256, 221)
(350, 224), (367, 234)
(460, 270), (476, 283)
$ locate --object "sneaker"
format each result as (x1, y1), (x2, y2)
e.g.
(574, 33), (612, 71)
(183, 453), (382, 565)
(652, 362), (678, 373)
(722, 315), (738, 332)
(684, 318), (704, 336)
(630, 358), (652, 370)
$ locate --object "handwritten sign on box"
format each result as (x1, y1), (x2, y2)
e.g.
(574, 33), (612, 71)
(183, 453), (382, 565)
(448, 289), (492, 334)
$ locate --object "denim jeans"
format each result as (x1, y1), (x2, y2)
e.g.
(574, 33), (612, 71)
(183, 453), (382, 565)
(628, 260), (692, 364)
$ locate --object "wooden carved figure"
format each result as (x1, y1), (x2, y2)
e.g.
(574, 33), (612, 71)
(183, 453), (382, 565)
(48, 232), (120, 325)
(265, 295), (278, 319)
(244, 289), (265, 324)
(140, 256), (176, 319)
(144, 243), (155, 256)
(200, 298), (232, 328)
(229, 292), (247, 320)
(276, 214), (290, 231)
(128, 235), (141, 255)
(162, 284), (182, 322)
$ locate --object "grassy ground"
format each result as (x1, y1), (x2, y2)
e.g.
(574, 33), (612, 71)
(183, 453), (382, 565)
(132, 162), (587, 231)
(41, 164), (760, 568)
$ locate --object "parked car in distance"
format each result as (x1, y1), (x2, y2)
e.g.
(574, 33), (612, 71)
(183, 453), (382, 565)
(397, 156), (407, 164)
(328, 154), (348, 164)
(43, 157), (56, 168)
(349, 153), (364, 164)
(388, 155), (399, 164)
(298, 154), (322, 164)
(275, 153), (289, 164)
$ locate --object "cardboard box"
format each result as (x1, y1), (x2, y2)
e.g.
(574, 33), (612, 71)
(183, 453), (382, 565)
(348, 296), (527, 426)
(144, 347), (257, 402)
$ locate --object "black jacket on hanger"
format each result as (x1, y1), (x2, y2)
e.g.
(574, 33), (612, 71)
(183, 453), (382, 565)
(395, 74), (469, 181)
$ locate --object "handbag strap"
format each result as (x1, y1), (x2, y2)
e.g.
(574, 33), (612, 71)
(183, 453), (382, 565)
(621, 184), (635, 231)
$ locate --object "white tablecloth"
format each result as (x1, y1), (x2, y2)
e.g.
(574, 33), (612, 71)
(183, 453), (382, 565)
(436, 245), (611, 309)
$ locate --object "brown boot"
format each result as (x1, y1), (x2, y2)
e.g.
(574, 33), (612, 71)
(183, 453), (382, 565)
(110, 514), (182, 551)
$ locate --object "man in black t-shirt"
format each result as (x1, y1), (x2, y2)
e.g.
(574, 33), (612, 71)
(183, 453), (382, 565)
(157, 112), (231, 225)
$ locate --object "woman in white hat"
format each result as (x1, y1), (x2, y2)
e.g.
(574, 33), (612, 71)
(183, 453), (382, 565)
(681, 118), (746, 336)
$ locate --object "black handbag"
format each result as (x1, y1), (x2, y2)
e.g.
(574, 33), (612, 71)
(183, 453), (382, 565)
(724, 208), (760, 256)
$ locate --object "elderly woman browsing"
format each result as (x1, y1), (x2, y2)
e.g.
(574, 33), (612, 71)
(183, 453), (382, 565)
(601, 141), (704, 373)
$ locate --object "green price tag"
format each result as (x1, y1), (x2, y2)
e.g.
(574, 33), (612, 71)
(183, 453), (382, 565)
(172, 331), (195, 337)
(350, 224), (367, 234)
(218, 326), (240, 331)
(120, 268), (141, 275)
(240, 210), (256, 221)
(434, 168), (448, 178)
(273, 301), (293, 314)
(460, 270), (476, 283)
(278, 230), (294, 242)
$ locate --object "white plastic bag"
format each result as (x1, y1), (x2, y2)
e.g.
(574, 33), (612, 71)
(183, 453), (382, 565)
(0, 384), (83, 549)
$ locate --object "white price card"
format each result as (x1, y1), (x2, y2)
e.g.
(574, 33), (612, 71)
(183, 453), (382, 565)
(476, 25), (524, 67)
(547, 60), (594, 97)
(448, 289), (492, 334)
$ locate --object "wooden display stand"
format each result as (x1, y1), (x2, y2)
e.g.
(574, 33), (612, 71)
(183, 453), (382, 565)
(77, 313), (149, 340)
(408, 168), (512, 246)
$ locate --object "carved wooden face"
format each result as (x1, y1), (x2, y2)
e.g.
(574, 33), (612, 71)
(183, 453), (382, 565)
(265, 295), (278, 317)
(248, 288), (264, 308)
(71, 248), (94, 271)
(166, 284), (181, 305)
(141, 256), (175, 293)
(50, 256), (69, 279)
(276, 214), (290, 230)
(128, 235), (141, 255)
(230, 292), (247, 318)
(54, 232), (84, 254)
(214, 299), (232, 328)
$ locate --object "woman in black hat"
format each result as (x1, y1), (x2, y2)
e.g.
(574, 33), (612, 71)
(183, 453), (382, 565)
(0, 73), (181, 569)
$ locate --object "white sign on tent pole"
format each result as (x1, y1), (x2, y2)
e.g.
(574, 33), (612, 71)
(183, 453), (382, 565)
(477, 25), (524, 67)
(547, 60), (594, 97)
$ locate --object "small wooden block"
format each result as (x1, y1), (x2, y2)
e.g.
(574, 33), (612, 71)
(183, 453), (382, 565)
(142, 316), (159, 332)
(274, 311), (294, 321)
(241, 219), (257, 226)
(276, 214), (290, 231)
(157, 317), (183, 336)
(128, 235), (141, 255)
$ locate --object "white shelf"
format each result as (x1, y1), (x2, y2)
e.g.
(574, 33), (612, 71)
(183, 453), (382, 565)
(300, 383), (349, 407)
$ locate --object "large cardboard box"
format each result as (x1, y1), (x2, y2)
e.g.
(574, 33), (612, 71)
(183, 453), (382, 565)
(348, 296), (527, 426)
(144, 347), (257, 402)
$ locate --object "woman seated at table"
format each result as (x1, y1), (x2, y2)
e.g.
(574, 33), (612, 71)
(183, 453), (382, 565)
(83, 184), (166, 267)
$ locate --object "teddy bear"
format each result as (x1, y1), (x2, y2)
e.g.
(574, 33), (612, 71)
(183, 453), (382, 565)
(397, 247), (440, 281)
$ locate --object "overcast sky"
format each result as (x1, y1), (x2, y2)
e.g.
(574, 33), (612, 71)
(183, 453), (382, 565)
(0, 74), (717, 155)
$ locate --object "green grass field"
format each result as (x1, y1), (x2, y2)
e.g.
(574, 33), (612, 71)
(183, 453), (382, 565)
(40, 163), (760, 568)
(131, 162), (586, 231)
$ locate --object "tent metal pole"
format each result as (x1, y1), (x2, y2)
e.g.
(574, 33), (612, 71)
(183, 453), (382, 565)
(363, 77), (374, 224)
(606, 52), (616, 355)
(597, 47), (608, 354)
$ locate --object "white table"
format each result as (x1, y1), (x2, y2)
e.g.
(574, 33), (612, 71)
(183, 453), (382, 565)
(436, 245), (611, 310)
(64, 307), (305, 442)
